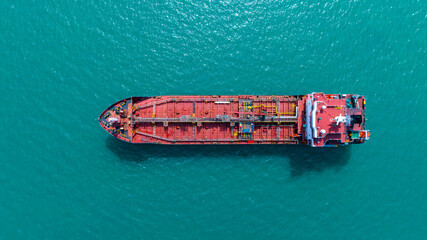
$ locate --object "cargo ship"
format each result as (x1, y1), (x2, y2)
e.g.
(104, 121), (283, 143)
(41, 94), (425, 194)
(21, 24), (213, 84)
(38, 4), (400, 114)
(99, 93), (369, 147)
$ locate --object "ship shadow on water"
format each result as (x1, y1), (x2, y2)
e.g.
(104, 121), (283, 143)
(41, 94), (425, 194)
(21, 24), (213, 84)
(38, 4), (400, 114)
(105, 137), (350, 177)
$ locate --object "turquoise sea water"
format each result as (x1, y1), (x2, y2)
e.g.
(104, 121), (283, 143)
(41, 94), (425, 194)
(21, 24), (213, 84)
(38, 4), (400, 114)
(1, 0), (426, 239)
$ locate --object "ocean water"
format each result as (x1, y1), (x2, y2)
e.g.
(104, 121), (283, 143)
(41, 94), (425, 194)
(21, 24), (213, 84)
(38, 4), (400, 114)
(1, 0), (426, 239)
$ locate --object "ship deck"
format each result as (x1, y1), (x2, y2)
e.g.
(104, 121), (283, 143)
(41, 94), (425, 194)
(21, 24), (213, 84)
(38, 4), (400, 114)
(130, 95), (304, 144)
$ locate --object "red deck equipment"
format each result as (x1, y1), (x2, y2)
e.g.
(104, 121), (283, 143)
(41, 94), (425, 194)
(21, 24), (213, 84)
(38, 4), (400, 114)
(99, 93), (370, 147)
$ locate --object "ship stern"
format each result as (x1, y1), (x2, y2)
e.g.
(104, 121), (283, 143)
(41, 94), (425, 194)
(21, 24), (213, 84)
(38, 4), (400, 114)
(305, 93), (370, 147)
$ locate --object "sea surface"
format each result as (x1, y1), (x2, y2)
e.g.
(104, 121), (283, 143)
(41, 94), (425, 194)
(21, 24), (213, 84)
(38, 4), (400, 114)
(1, 0), (426, 239)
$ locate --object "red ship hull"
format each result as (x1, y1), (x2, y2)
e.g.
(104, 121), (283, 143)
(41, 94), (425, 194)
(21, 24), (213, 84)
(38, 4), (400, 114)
(99, 93), (369, 147)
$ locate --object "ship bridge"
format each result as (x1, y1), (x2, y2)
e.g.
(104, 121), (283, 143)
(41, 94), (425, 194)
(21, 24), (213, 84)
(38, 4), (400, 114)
(305, 93), (370, 147)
